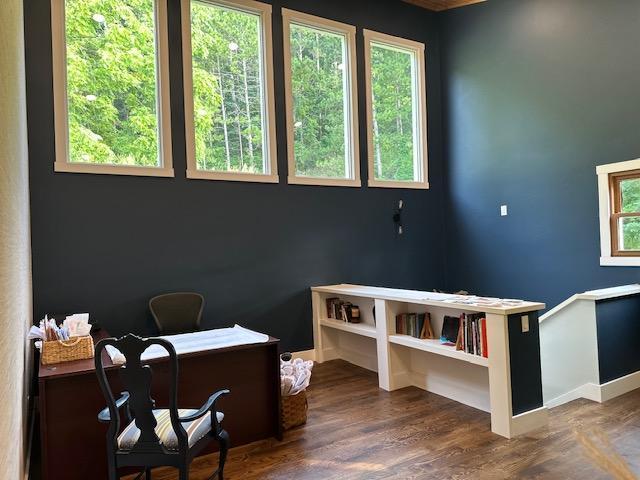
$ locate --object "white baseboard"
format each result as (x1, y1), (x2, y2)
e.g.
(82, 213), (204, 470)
(545, 383), (600, 408)
(388, 370), (412, 391)
(600, 370), (640, 402)
(545, 370), (640, 408)
(292, 349), (316, 362)
(508, 406), (549, 438)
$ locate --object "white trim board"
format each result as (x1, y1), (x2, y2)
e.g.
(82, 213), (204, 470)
(363, 29), (429, 190)
(292, 349), (316, 362)
(281, 9), (361, 188)
(509, 407), (549, 438)
(596, 158), (640, 266)
(539, 284), (640, 323)
(545, 371), (640, 408)
(544, 384), (601, 409)
(181, 0), (279, 183)
(600, 370), (640, 402)
(51, 0), (174, 177)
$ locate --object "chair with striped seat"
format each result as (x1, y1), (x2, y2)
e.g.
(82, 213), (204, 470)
(95, 334), (230, 480)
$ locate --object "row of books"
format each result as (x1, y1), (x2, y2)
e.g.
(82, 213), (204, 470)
(395, 313), (435, 339)
(455, 313), (488, 358)
(325, 297), (361, 323)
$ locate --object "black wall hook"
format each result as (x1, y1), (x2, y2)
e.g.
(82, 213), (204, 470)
(393, 200), (403, 235)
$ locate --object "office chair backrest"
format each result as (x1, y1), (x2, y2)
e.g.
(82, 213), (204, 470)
(149, 292), (204, 335)
(95, 335), (189, 455)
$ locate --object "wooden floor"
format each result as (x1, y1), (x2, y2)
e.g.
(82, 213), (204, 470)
(130, 360), (640, 479)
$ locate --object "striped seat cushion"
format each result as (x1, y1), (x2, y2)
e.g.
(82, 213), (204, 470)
(117, 409), (224, 451)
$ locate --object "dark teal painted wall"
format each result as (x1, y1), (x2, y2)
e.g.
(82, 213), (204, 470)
(596, 295), (640, 383)
(441, 0), (640, 309)
(24, 0), (446, 350)
(27, 0), (640, 351)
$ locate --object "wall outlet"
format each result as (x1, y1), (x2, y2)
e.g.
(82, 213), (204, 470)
(521, 315), (529, 333)
(500, 205), (508, 216)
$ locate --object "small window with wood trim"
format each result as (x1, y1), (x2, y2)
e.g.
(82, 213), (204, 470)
(609, 170), (640, 256)
(597, 159), (640, 266)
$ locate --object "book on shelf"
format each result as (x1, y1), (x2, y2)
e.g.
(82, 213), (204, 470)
(441, 315), (460, 345)
(395, 312), (435, 339)
(326, 297), (361, 323)
(455, 313), (488, 358)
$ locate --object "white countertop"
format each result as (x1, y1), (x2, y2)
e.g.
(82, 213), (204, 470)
(312, 284), (545, 315)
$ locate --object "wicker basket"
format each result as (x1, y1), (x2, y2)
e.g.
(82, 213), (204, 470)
(41, 335), (95, 365)
(281, 390), (308, 430)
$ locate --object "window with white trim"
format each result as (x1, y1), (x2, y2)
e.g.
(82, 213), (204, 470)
(364, 30), (428, 189)
(181, 0), (278, 182)
(52, 0), (173, 177)
(597, 159), (640, 266)
(282, 9), (360, 187)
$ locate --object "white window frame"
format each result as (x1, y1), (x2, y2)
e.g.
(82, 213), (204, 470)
(363, 29), (428, 189)
(282, 9), (360, 187)
(51, 0), (174, 177)
(181, 0), (278, 183)
(597, 158), (640, 266)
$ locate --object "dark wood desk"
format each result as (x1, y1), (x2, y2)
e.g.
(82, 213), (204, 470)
(38, 330), (282, 480)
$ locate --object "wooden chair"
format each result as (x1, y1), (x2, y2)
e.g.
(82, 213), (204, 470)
(95, 334), (230, 480)
(149, 292), (204, 335)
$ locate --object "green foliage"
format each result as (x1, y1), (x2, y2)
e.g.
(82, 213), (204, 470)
(370, 43), (415, 182)
(190, 2), (265, 173)
(64, 1), (421, 179)
(290, 25), (347, 178)
(620, 178), (640, 250)
(66, 0), (159, 166)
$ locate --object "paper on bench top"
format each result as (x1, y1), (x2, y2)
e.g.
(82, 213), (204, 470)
(105, 325), (270, 365)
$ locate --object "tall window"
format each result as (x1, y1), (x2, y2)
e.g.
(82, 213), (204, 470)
(364, 30), (428, 189)
(52, 0), (173, 177)
(182, 0), (277, 183)
(609, 171), (640, 255)
(282, 10), (360, 187)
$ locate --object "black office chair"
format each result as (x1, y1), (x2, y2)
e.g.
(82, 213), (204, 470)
(149, 292), (204, 335)
(95, 334), (230, 480)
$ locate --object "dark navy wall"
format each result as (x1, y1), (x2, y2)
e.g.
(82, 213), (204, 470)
(508, 311), (543, 415)
(441, 0), (640, 309)
(596, 295), (640, 383)
(24, 0), (445, 350)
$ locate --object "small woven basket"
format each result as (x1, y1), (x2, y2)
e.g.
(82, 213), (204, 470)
(281, 390), (308, 430)
(41, 335), (95, 365)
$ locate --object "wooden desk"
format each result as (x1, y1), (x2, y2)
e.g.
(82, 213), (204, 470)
(38, 330), (282, 480)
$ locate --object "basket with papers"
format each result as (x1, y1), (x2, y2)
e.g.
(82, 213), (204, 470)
(280, 353), (313, 430)
(41, 335), (94, 365)
(29, 313), (95, 365)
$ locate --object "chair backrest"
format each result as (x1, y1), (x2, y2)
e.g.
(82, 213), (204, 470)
(149, 292), (204, 335)
(95, 335), (188, 455)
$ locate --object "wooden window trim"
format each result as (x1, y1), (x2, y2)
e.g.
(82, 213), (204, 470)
(282, 9), (361, 188)
(51, 0), (174, 177)
(181, 0), (279, 183)
(609, 169), (640, 257)
(363, 29), (429, 190)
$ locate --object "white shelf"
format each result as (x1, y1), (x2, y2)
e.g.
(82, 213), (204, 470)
(312, 284), (549, 438)
(319, 318), (377, 339)
(388, 334), (489, 367)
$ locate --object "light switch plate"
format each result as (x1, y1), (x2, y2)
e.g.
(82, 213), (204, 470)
(500, 205), (508, 216)
(521, 315), (529, 333)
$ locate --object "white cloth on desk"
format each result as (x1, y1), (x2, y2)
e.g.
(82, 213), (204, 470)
(105, 325), (269, 365)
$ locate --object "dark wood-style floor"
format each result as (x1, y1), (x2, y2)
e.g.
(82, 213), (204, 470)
(129, 360), (640, 479)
